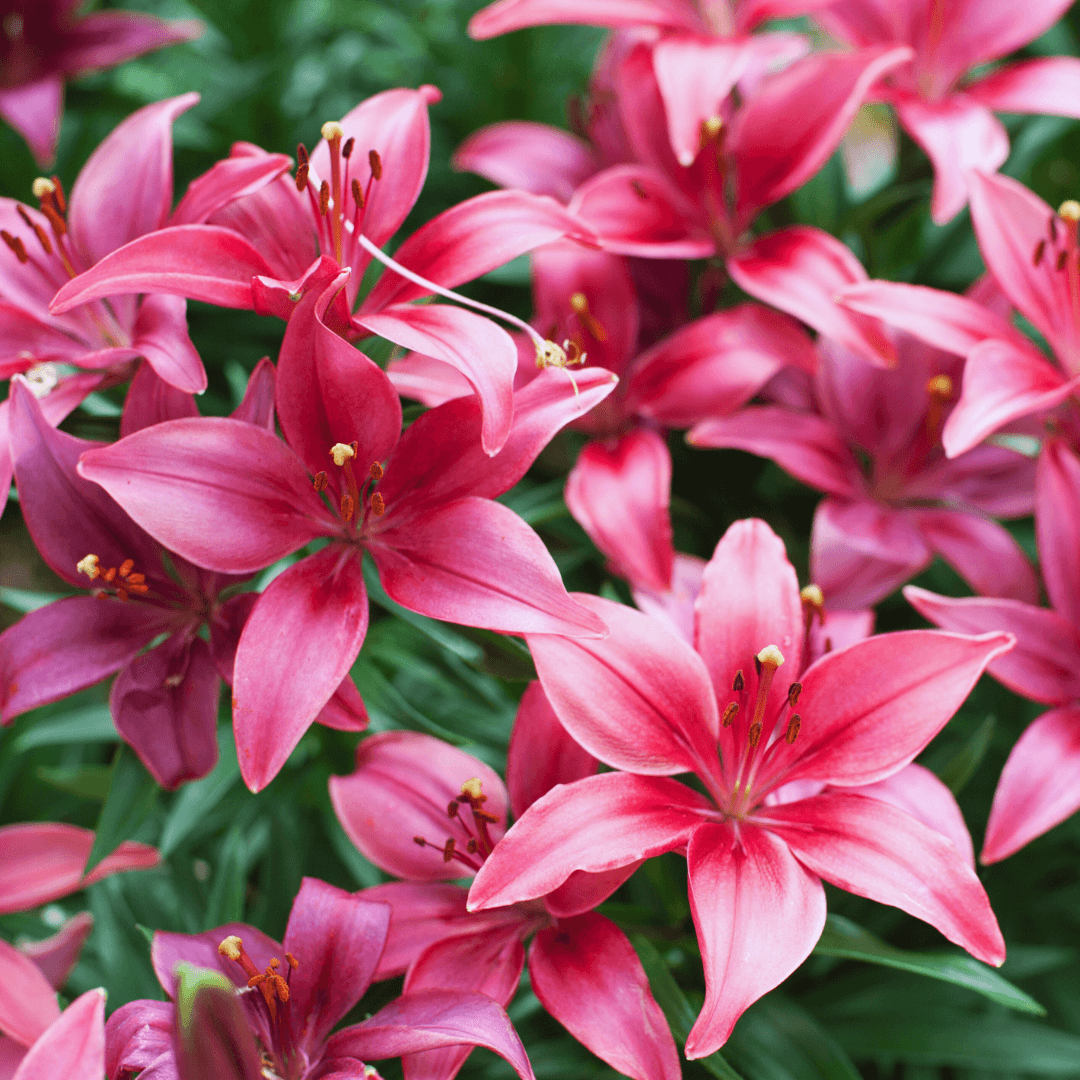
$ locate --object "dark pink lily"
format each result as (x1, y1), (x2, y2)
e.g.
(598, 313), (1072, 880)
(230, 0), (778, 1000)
(4, 987), (105, 1080)
(815, 0), (1080, 222)
(906, 436), (1080, 862)
(841, 171), (1080, 456)
(0, 1), (200, 165)
(689, 332), (1038, 608)
(76, 269), (613, 792)
(0, 823), (157, 1076)
(330, 701), (680, 1080)
(105, 876), (535, 1080)
(48, 87), (597, 454)
(467, 518), (1010, 1055)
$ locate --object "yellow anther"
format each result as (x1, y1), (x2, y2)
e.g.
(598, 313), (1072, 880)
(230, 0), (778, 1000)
(569, 292), (589, 314)
(461, 777), (484, 801)
(800, 584), (824, 610)
(926, 374), (953, 398)
(756, 645), (785, 669)
(702, 115), (723, 138)
(1059, 200), (1080, 223)
(76, 554), (100, 580)
(330, 442), (355, 466)
(218, 935), (243, 961)
(31, 177), (55, 198)
(321, 121), (344, 141)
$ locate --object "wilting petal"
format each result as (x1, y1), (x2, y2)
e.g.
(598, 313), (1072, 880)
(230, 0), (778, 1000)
(105, 1000), (175, 1080)
(632, 553), (705, 645)
(904, 586), (1080, 706)
(171, 150), (292, 226)
(469, 773), (712, 910)
(468, 0), (703, 37)
(1037, 438), (1080, 632)
(771, 630), (1013, 789)
(507, 681), (597, 819)
(764, 791), (1004, 964)
(330, 730), (508, 881)
(727, 226), (895, 367)
(982, 706), (1080, 863)
(530, 912), (679, 1080)
(452, 122), (598, 202)
(967, 56), (1080, 119)
(233, 545), (367, 792)
(689, 406), (860, 498)
(130, 294), (206, 394)
(19, 912), (94, 991)
(0, 939), (60, 1046)
(369, 497), (606, 637)
(525, 593), (720, 778)
(120, 360), (198, 437)
(11, 988), (104, 1080)
(892, 94), (1008, 225)
(282, 878), (390, 1048)
(684, 822), (826, 1057)
(566, 430), (674, 593)
(110, 634), (220, 790)
(326, 989), (534, 1080)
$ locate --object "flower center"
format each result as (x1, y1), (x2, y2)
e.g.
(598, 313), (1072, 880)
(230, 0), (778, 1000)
(312, 444), (386, 533)
(77, 553), (149, 602)
(412, 778), (501, 873)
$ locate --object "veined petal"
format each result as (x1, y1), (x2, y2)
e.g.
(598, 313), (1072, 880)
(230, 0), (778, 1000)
(1036, 438), (1080, 633)
(104, 999), (175, 1080)
(967, 56), (1080, 119)
(530, 913), (680, 1080)
(0, 939), (60, 1046)
(468, 773), (712, 911)
(233, 545), (367, 792)
(231, 356), (276, 430)
(468, 0), (703, 37)
(684, 822), (826, 1056)
(171, 149), (292, 226)
(130, 294), (207, 394)
(120, 360), (199, 437)
(982, 706), (1080, 863)
(10, 988), (103, 1080)
(632, 552), (706, 645)
(764, 791), (1004, 964)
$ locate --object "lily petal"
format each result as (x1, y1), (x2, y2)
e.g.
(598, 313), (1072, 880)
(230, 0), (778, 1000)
(1036, 438), (1080, 633)
(468, 0), (703, 37)
(0, 939), (60, 1047)
(11, 988), (103, 1080)
(120, 360), (199, 437)
(130, 293), (207, 394)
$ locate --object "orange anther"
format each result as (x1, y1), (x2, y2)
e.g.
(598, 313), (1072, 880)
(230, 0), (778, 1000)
(273, 974), (289, 1002)
(115, 587), (129, 602)
(118, 558), (134, 578)
(50, 176), (65, 213)
(103, 566), (117, 583)
(369, 461), (383, 481)
(370, 492), (385, 516)
(785, 713), (801, 745)
(341, 494), (356, 522)
(722, 702), (738, 727)
(126, 572), (145, 585)
(40, 202), (66, 236)
(313, 471), (328, 492)
(285, 952), (299, 970)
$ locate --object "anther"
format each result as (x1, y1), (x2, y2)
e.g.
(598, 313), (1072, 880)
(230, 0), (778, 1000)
(285, 953), (299, 970)
(370, 492), (385, 516)
(343, 137), (355, 159)
(295, 163), (309, 192)
(118, 558), (134, 578)
(351, 178), (364, 208)
(732, 670), (744, 692)
(748, 721), (762, 747)
(1033, 238), (1046, 267)
(447, 800), (460, 818)
(785, 713), (801, 745)
(313, 471), (328, 492)
(16, 205), (51, 254)
(722, 702), (739, 727)
(1059, 200), (1080, 223)
(369, 149), (383, 180)
(442, 838), (456, 863)
(413, 835), (426, 846)
(50, 177), (65, 213)
(321, 120), (344, 141)
(341, 494), (356, 522)
(926, 374), (953, 398)
(40, 203), (66, 236)
(319, 180), (331, 215)
(631, 179), (648, 199)
(330, 443), (356, 466)
(297, 143), (309, 165)
(1058, 250), (1069, 271)
(77, 554), (101, 580)
(103, 566), (117, 583)
(31, 177), (55, 199)
(273, 974), (289, 1002)
(467, 838), (479, 853)
(1, 230), (27, 263)
(369, 461), (384, 481)
(787, 682), (801, 706)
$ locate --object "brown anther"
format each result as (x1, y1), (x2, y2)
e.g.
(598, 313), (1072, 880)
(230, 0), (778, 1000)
(295, 163), (309, 192)
(319, 180), (331, 215)
(1050, 215), (1060, 242)
(50, 176), (65, 214)
(313, 471), (328, 492)
(2, 230), (28, 263)
(118, 558), (134, 579)
(341, 494), (356, 522)
(823, 636), (833, 653)
(721, 702), (739, 727)
(343, 137), (355, 159)
(297, 143), (309, 165)
(1033, 238), (1046, 267)
(40, 203), (66, 236)
(466, 838), (479, 853)
(631, 179), (648, 199)
(748, 721), (762, 748)
(369, 461), (384, 481)
(103, 566), (117, 583)
(785, 713), (801, 745)
(1058, 249), (1069, 272)
(413, 836), (426, 846)
(370, 492), (385, 516)
(447, 800), (460, 818)
(787, 682), (802, 706)
(926, 374), (953, 398)
(369, 149), (383, 180)
(285, 952), (299, 970)
(16, 206), (51, 254)
(442, 838), (456, 863)
(352, 178), (364, 208)
(733, 669), (744, 692)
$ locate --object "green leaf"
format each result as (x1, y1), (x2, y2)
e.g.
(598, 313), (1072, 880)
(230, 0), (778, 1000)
(813, 914), (1044, 1015)
(36, 764), (113, 801)
(0, 586), (66, 613)
(630, 933), (745, 1080)
(84, 744), (159, 875)
(14, 705), (119, 751)
(935, 713), (996, 794)
(159, 727), (240, 858)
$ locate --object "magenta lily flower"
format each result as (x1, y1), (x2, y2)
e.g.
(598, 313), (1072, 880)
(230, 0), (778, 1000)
(4, 987), (104, 1080)
(0, 822), (157, 1075)
(815, 0), (1080, 223)
(48, 87), (597, 454)
(0, 1), (200, 165)
(330, 701), (679, 1080)
(76, 268), (613, 792)
(105, 876), (535, 1080)
(689, 332), (1038, 608)
(905, 436), (1080, 863)
(841, 171), (1080, 456)
(467, 518), (1010, 1055)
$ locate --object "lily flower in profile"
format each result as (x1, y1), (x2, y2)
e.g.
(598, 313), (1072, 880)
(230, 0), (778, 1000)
(468, 518), (1011, 1056)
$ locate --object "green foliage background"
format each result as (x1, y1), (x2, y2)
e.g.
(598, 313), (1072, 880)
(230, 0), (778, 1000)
(4, 1), (1080, 1077)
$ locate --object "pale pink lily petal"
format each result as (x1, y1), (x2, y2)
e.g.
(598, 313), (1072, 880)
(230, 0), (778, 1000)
(452, 122), (597, 203)
(856, 763), (975, 867)
(468, 0), (703, 37)
(914, 508), (1038, 603)
(530, 912), (680, 1080)
(468, 773), (714, 911)
(330, 730), (508, 881)
(684, 822), (826, 1057)
(369, 497), (607, 637)
(76, 417), (338, 574)
(632, 553), (706, 644)
(171, 149), (293, 226)
(507, 681), (597, 819)
(892, 93), (1008, 224)
(727, 226), (895, 367)
(0, 939), (59, 1046)
(771, 630), (1013, 789)
(19, 912), (94, 990)
(966, 56), (1080, 118)
(763, 791), (1004, 965)
(904, 586), (1080, 705)
(68, 93), (199, 268)
(982, 706), (1080, 863)
(0, 823), (158, 915)
(0, 77), (62, 167)
(689, 407), (860, 498)
(120, 360), (198, 437)
(11, 988), (103, 1080)
(233, 546), (368, 792)
(129, 293), (206, 394)
(1036, 438), (1080, 632)
(325, 989), (534, 1080)
(525, 593), (720, 778)
(565, 430), (674, 593)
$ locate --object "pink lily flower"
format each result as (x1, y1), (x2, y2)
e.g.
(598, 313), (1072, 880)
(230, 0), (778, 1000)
(76, 269), (613, 792)
(467, 518), (1011, 1055)
(840, 171), (1080, 456)
(688, 333), (1038, 608)
(815, 0), (1080, 223)
(330, 705), (680, 1080)
(0, 822), (157, 1076)
(5, 987), (105, 1080)
(105, 876), (536, 1080)
(905, 435), (1080, 863)
(48, 87), (597, 454)
(0, 1), (200, 165)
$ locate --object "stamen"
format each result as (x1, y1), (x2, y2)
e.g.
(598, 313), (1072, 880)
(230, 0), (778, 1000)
(369, 149), (383, 180)
(1033, 238), (1046, 267)
(370, 492), (385, 516)
(785, 713), (801, 745)
(1, 230), (27, 263)
(343, 137), (355, 159)
(285, 953), (299, 970)
(295, 163), (309, 192)
(49, 176), (65, 213)
(351, 177), (364, 209)
(330, 443), (356, 466)
(319, 180), (331, 216)
(732, 669), (744, 692)
(747, 646), (783, 738)
(787, 682), (801, 706)
(76, 554), (100, 580)
(631, 179), (649, 199)
(16, 205), (51, 254)
(722, 702), (739, 727)
(1058, 250), (1068, 272)
(369, 461), (384, 481)
(341, 494), (356, 522)
(313, 471), (328, 492)
(442, 838), (456, 862)
(297, 143), (309, 165)
(118, 558), (134, 579)
(748, 721), (762, 747)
